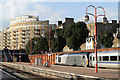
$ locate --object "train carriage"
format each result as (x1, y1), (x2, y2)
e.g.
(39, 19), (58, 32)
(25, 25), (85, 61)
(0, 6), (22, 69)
(89, 50), (120, 68)
(55, 52), (90, 67)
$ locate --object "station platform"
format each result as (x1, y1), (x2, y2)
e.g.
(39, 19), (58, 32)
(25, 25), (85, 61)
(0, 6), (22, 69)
(1, 62), (120, 80)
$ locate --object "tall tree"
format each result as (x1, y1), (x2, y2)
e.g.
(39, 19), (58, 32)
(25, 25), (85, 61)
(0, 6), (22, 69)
(25, 36), (49, 54)
(62, 21), (89, 50)
(36, 37), (49, 53)
(99, 31), (114, 48)
(45, 29), (66, 52)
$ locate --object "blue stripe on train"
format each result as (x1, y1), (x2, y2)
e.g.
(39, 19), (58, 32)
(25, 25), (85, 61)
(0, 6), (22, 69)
(98, 62), (120, 64)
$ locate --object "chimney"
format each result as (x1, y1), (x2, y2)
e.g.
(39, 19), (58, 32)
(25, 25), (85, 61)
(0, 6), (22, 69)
(58, 21), (62, 26)
(65, 18), (74, 23)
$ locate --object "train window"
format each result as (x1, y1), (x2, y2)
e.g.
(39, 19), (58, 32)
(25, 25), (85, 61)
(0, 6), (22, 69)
(90, 56), (92, 60)
(110, 56), (117, 61)
(103, 56), (109, 61)
(93, 57), (95, 61)
(99, 56), (101, 61)
(58, 57), (61, 62)
(83, 56), (85, 59)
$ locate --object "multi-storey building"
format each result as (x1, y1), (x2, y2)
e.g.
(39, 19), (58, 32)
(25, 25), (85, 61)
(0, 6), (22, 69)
(56, 18), (75, 29)
(85, 20), (119, 50)
(0, 31), (2, 50)
(0, 28), (8, 50)
(5, 15), (56, 50)
(87, 20), (119, 37)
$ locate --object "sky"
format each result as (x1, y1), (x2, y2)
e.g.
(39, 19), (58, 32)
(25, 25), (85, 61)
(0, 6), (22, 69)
(0, 0), (119, 31)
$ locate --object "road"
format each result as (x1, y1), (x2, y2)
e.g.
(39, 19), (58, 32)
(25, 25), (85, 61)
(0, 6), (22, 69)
(0, 69), (19, 80)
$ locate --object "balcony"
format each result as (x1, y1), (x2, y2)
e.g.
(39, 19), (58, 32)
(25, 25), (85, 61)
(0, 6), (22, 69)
(35, 31), (40, 34)
(21, 46), (25, 49)
(13, 30), (16, 32)
(27, 31), (31, 34)
(7, 38), (10, 40)
(34, 28), (40, 31)
(21, 32), (26, 35)
(21, 28), (26, 31)
(21, 35), (26, 38)
(13, 33), (16, 36)
(16, 36), (19, 38)
(21, 39), (25, 42)
(7, 42), (10, 44)
(7, 34), (10, 37)
(12, 40), (16, 42)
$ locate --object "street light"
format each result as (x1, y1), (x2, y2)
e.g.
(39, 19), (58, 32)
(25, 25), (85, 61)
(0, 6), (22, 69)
(30, 38), (32, 65)
(41, 26), (57, 63)
(84, 5), (107, 73)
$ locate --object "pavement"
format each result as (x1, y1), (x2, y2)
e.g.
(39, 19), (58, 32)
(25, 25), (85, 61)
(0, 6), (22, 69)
(2, 62), (120, 80)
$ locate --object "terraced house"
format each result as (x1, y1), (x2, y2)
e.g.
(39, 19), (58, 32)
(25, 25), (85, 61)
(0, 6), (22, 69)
(3, 15), (56, 50)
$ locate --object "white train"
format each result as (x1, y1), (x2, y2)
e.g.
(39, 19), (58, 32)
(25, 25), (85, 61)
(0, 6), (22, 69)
(55, 50), (120, 68)
(89, 50), (120, 68)
(55, 52), (90, 67)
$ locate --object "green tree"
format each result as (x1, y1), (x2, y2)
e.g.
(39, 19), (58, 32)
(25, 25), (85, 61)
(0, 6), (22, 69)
(62, 21), (89, 50)
(45, 29), (66, 52)
(35, 36), (49, 53)
(99, 31), (114, 48)
(25, 39), (30, 54)
(25, 36), (49, 54)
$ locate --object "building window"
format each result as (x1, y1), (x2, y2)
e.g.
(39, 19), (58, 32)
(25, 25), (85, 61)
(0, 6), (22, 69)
(32, 23), (34, 25)
(41, 25), (43, 29)
(117, 43), (119, 47)
(52, 26), (54, 29)
(105, 25), (108, 29)
(35, 23), (37, 25)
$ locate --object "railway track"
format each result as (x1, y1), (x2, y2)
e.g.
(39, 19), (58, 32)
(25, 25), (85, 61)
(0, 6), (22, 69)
(0, 65), (64, 80)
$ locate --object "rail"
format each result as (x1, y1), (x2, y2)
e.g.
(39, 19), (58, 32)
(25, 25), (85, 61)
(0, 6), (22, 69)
(1, 62), (105, 80)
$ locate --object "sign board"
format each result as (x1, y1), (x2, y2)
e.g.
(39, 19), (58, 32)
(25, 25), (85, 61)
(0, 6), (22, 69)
(48, 54), (51, 56)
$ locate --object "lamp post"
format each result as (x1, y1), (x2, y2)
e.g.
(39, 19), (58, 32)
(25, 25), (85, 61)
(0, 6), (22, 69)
(48, 27), (57, 62)
(19, 45), (21, 64)
(30, 38), (32, 65)
(84, 5), (107, 73)
(42, 26), (57, 63)
(13, 48), (14, 62)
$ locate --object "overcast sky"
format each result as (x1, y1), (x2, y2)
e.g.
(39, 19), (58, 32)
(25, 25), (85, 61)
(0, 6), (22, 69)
(0, 0), (119, 31)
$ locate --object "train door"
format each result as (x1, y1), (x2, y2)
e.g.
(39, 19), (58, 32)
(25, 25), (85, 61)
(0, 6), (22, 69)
(82, 55), (87, 67)
(55, 55), (58, 64)
(89, 55), (92, 67)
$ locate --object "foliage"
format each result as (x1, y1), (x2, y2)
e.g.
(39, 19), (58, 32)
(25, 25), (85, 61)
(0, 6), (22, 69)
(99, 31), (114, 48)
(62, 21), (89, 50)
(25, 40), (30, 54)
(25, 21), (89, 53)
(45, 29), (66, 52)
(25, 36), (49, 54)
